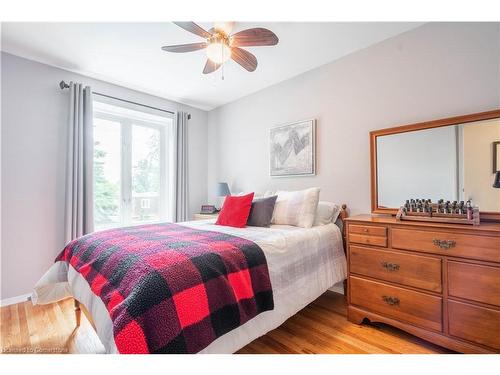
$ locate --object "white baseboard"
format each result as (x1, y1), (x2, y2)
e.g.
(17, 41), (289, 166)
(0, 293), (31, 307)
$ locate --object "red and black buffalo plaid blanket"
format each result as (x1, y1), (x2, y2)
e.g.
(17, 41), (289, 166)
(56, 223), (273, 353)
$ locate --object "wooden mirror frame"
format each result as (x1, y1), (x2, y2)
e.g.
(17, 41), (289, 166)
(370, 109), (500, 221)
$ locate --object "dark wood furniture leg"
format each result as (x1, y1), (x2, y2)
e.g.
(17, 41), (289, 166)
(74, 299), (81, 327)
(339, 204), (349, 297)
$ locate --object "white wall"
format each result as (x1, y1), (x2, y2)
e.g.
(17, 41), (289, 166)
(377, 126), (458, 208)
(1, 52), (208, 299)
(207, 23), (500, 215)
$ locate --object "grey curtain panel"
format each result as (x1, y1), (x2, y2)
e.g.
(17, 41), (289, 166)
(65, 82), (94, 243)
(175, 112), (189, 222)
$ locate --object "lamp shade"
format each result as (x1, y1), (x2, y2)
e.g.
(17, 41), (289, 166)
(216, 182), (231, 197)
(493, 171), (500, 188)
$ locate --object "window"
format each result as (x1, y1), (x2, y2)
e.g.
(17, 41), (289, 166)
(93, 98), (174, 231)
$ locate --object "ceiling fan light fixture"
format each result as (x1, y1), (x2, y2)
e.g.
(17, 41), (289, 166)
(206, 42), (231, 64)
(164, 22), (278, 74)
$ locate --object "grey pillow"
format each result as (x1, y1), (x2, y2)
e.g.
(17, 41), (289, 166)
(247, 195), (278, 227)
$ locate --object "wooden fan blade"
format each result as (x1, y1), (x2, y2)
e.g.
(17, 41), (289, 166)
(173, 22), (212, 39)
(231, 47), (257, 72)
(231, 28), (278, 47)
(203, 60), (222, 74)
(161, 42), (207, 53)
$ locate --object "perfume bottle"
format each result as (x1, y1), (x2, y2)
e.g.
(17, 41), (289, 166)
(466, 200), (473, 220)
(458, 201), (465, 215)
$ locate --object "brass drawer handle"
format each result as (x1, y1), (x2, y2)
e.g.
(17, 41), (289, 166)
(382, 295), (400, 306)
(363, 228), (369, 233)
(381, 261), (400, 272)
(432, 239), (456, 249)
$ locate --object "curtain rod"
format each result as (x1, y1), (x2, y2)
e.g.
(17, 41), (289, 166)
(59, 80), (190, 119)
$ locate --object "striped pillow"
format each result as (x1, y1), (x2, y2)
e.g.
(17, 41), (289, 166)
(271, 187), (320, 228)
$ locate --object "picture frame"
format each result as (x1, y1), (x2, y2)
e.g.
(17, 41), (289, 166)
(269, 119), (316, 177)
(493, 141), (500, 173)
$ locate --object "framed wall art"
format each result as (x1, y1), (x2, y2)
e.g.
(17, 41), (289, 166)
(269, 119), (316, 177)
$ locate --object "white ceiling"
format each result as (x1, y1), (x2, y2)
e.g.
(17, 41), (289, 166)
(1, 22), (423, 110)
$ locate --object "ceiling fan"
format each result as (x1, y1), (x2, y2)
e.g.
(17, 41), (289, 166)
(161, 22), (279, 74)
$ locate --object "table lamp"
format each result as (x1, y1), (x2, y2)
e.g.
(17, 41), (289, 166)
(216, 182), (231, 209)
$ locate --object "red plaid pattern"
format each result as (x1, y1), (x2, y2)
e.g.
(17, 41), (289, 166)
(56, 223), (273, 353)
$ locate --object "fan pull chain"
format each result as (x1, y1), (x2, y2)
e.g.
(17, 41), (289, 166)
(221, 44), (225, 80)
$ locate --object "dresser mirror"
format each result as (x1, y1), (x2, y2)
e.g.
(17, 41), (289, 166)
(371, 110), (500, 221)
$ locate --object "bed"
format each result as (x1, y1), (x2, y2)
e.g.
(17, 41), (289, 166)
(32, 205), (348, 354)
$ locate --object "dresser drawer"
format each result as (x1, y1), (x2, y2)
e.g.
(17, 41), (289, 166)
(349, 234), (387, 247)
(349, 276), (442, 331)
(349, 224), (387, 237)
(448, 300), (500, 350)
(349, 246), (442, 292)
(448, 262), (500, 307)
(392, 228), (500, 263)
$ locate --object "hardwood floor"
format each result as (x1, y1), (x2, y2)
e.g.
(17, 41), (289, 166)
(237, 292), (452, 354)
(1, 298), (105, 354)
(0, 292), (453, 354)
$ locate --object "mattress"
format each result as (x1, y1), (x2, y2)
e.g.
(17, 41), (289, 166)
(32, 220), (347, 353)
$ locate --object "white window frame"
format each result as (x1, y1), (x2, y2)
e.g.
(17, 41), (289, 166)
(93, 97), (175, 229)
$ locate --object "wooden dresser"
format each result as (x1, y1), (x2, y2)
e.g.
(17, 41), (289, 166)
(345, 214), (500, 353)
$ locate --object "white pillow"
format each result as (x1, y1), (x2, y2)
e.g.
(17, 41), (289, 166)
(261, 190), (276, 198)
(237, 191), (264, 198)
(271, 187), (320, 228)
(313, 201), (341, 226)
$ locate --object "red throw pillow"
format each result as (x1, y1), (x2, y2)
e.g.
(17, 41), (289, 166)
(216, 193), (255, 228)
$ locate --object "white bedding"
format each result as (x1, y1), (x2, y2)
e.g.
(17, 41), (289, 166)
(32, 220), (347, 354)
